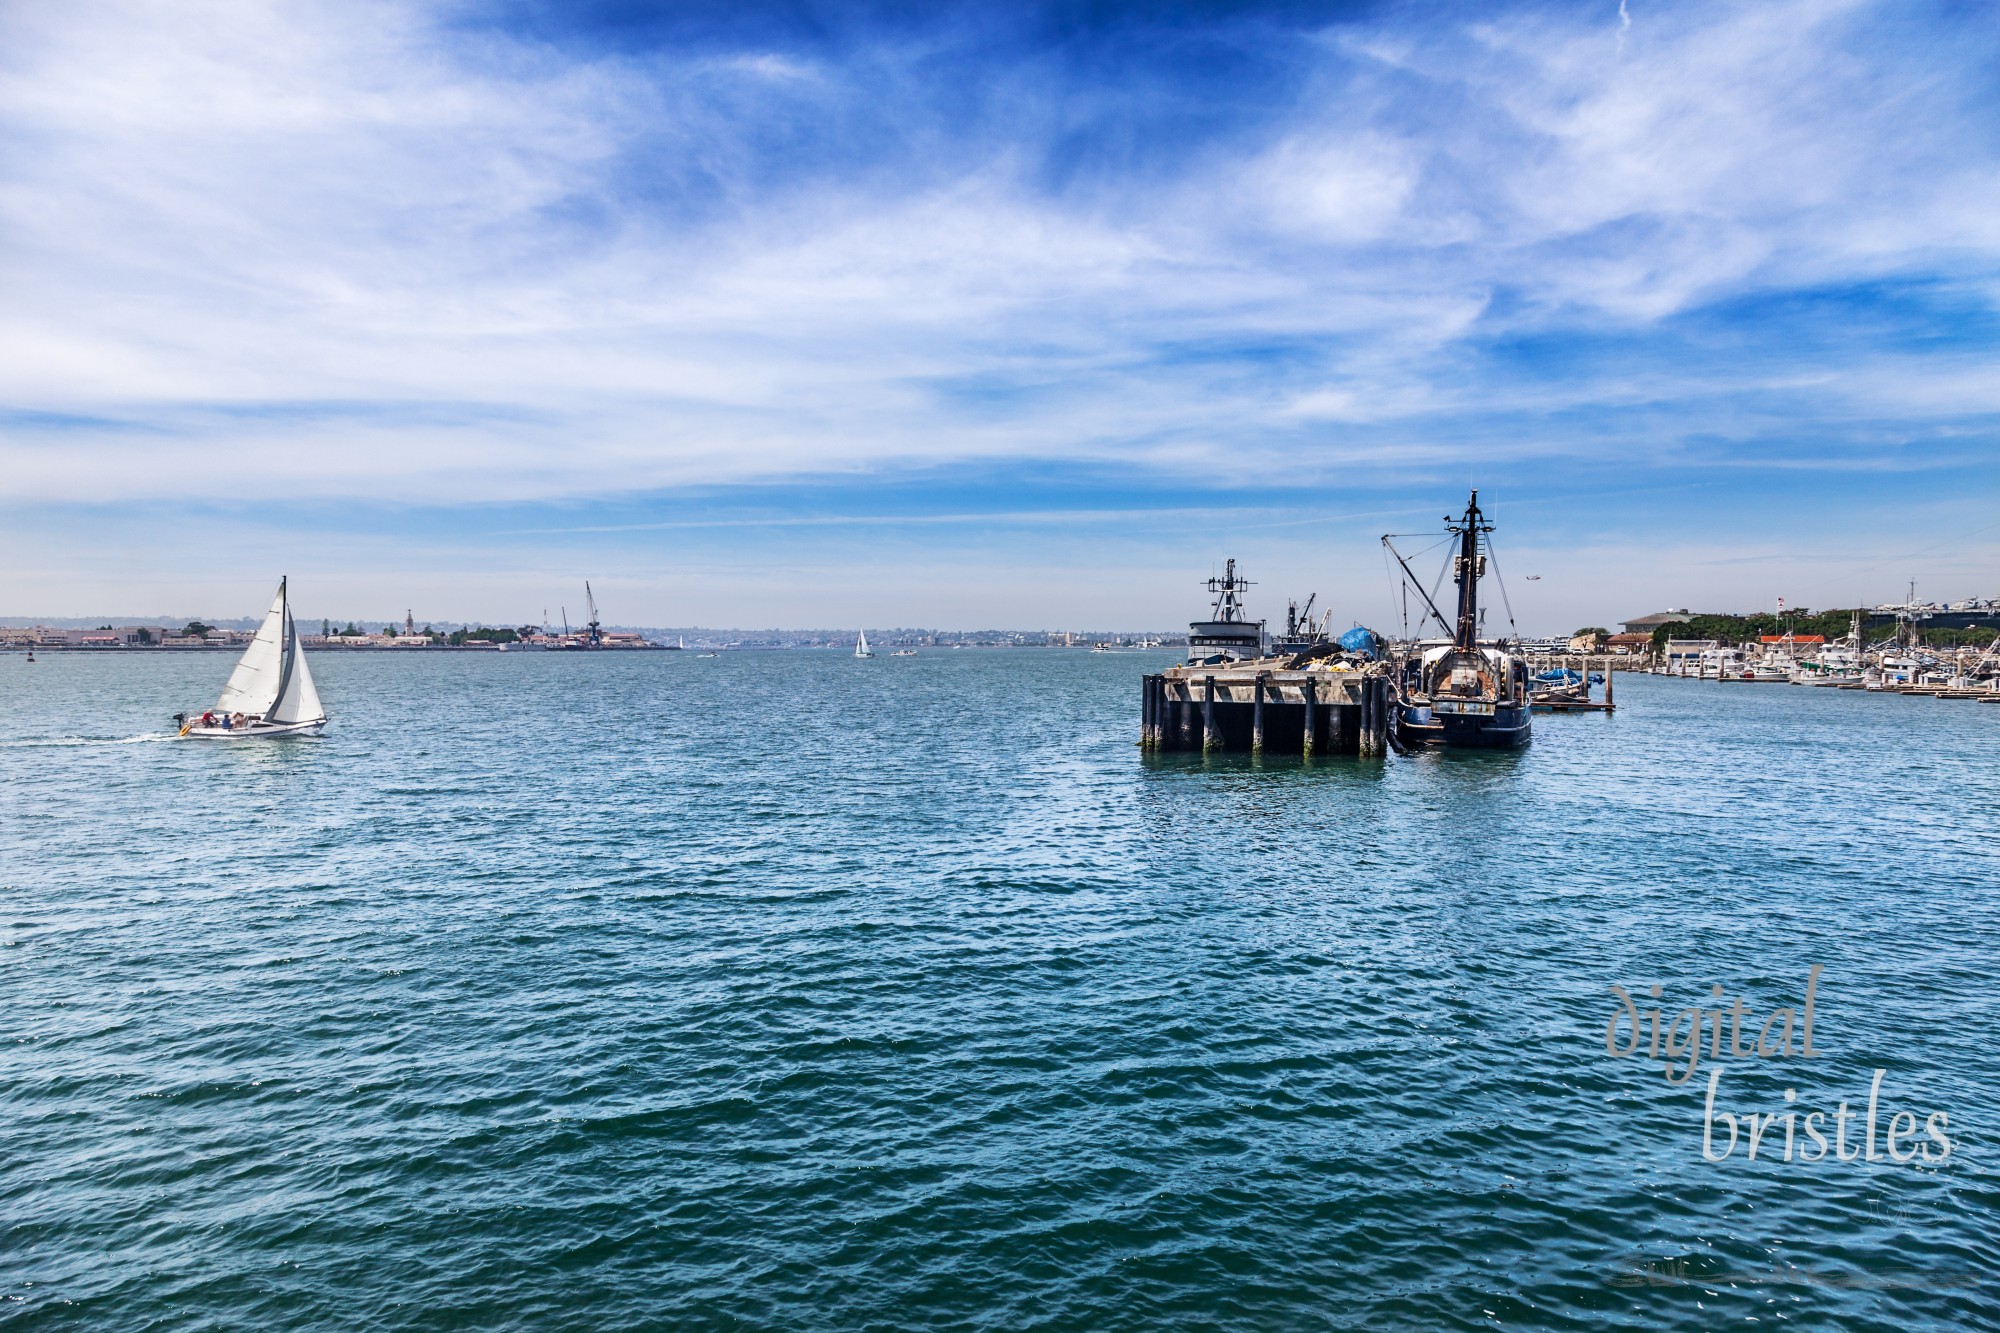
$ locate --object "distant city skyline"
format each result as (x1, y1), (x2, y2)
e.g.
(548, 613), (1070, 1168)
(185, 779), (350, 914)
(4, 0), (1997, 628)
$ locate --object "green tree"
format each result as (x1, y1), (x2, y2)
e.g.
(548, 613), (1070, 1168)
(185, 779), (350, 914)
(1650, 608), (1865, 648)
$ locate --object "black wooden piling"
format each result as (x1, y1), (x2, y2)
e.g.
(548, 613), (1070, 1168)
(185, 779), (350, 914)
(1359, 675), (1385, 757)
(1376, 677), (1392, 755)
(1252, 673), (1267, 755)
(1201, 675), (1218, 752)
(1179, 683), (1194, 749)
(1302, 677), (1317, 756)
(1356, 676), (1371, 757)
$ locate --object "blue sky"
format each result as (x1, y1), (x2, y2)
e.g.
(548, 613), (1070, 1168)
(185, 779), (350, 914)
(2, 0), (1998, 630)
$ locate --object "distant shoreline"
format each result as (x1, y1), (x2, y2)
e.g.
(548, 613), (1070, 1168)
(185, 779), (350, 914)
(2, 641), (1191, 654)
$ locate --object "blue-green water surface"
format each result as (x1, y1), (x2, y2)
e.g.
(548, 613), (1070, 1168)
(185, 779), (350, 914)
(3, 651), (1997, 1330)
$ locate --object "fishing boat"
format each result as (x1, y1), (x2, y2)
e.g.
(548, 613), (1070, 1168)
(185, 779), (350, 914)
(1385, 491), (1532, 749)
(855, 629), (875, 659)
(175, 578), (327, 738)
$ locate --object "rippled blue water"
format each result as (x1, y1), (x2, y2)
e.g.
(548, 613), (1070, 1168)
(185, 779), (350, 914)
(4, 650), (1997, 1330)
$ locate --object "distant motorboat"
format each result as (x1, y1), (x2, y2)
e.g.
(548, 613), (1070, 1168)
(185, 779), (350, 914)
(891, 649), (917, 656)
(855, 630), (875, 659)
(176, 578), (327, 738)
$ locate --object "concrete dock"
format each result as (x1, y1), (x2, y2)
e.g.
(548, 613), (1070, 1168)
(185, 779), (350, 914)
(1141, 664), (1393, 756)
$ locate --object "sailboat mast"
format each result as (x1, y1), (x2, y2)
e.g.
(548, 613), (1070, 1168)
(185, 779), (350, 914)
(269, 574), (297, 718)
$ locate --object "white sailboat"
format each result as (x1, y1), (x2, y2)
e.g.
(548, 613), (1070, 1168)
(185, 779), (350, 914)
(177, 578), (328, 738)
(855, 629), (875, 658)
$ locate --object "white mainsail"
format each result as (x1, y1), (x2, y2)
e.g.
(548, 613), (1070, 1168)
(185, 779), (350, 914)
(216, 583), (290, 715)
(214, 578), (325, 723)
(855, 629), (871, 658)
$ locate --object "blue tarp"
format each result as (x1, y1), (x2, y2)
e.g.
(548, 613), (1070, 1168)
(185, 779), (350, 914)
(1535, 668), (1582, 684)
(1338, 626), (1379, 659)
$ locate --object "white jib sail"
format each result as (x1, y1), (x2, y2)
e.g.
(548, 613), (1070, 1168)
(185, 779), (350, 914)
(215, 582), (289, 716)
(267, 607), (324, 724)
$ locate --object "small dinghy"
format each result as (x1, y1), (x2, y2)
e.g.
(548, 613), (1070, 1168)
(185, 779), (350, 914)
(176, 578), (328, 738)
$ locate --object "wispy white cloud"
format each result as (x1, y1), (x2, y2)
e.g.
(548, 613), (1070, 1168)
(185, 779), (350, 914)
(0, 0), (1995, 511)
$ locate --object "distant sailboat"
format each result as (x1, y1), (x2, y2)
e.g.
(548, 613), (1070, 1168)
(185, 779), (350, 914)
(176, 578), (328, 738)
(855, 629), (875, 658)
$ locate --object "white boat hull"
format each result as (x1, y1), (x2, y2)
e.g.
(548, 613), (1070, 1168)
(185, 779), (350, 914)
(182, 718), (327, 739)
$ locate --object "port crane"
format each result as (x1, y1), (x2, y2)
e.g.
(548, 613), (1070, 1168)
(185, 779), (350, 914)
(584, 581), (603, 648)
(1285, 592), (1332, 642)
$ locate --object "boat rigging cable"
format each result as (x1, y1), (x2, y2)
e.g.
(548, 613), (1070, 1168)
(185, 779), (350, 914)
(1381, 534), (1454, 637)
(1482, 540), (1522, 642)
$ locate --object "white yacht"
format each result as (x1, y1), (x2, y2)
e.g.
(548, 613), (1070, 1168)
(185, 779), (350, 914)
(176, 578), (328, 738)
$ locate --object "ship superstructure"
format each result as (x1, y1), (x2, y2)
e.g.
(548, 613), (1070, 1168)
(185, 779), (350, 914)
(1187, 560), (1265, 663)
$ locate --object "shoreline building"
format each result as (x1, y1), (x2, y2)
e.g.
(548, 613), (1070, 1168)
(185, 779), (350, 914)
(1621, 609), (1693, 636)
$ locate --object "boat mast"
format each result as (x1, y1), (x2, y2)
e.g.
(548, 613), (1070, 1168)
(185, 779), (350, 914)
(1448, 491), (1491, 651)
(1207, 559), (1252, 623)
(268, 576), (296, 719)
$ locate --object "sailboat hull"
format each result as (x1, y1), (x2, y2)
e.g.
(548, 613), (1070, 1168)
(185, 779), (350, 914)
(182, 718), (327, 739)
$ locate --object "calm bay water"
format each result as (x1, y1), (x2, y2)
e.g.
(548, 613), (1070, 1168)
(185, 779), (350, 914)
(4, 650), (1997, 1330)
